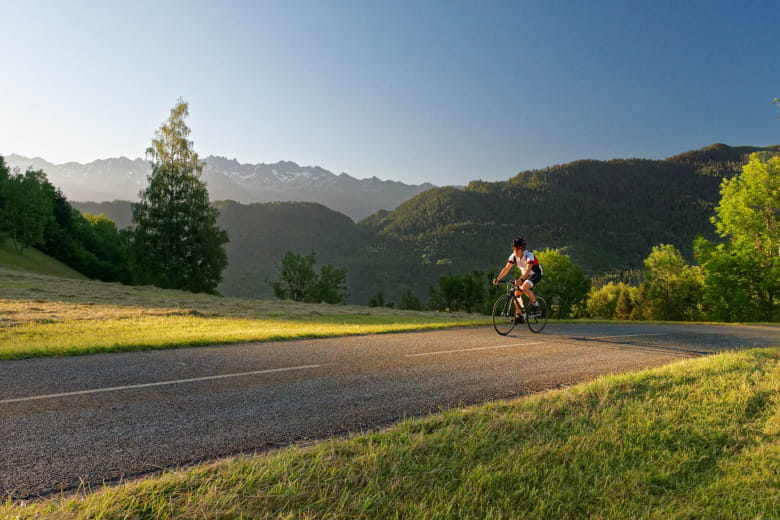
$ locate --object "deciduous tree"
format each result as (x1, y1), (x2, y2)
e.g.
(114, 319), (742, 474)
(695, 153), (780, 321)
(2, 168), (51, 253)
(642, 244), (704, 321)
(535, 248), (590, 318)
(270, 251), (348, 304)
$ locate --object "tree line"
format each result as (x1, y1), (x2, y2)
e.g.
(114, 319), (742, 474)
(0, 158), (133, 282)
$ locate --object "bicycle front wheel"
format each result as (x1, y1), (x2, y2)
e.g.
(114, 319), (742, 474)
(492, 294), (516, 336)
(526, 296), (549, 333)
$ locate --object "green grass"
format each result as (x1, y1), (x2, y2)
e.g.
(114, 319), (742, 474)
(0, 237), (87, 279)
(5, 347), (780, 519)
(0, 267), (489, 359)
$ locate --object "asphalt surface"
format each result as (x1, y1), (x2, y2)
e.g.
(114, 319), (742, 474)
(2, 322), (778, 499)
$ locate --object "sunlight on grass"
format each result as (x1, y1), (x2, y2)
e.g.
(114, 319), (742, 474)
(0, 315), (489, 359)
(5, 348), (780, 519)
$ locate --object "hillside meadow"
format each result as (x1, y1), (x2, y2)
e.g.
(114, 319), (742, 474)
(0, 238), (86, 280)
(0, 266), (489, 360)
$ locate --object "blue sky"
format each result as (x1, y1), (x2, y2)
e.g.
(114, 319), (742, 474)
(2, 0), (778, 186)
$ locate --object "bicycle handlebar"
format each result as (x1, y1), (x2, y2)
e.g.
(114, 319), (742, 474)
(494, 279), (524, 285)
(493, 280), (522, 289)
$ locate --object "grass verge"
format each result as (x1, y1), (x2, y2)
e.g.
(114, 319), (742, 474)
(5, 347), (780, 519)
(0, 267), (489, 359)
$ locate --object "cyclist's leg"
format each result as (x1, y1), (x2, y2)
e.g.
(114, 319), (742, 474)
(520, 279), (537, 304)
(512, 281), (523, 315)
(522, 273), (542, 306)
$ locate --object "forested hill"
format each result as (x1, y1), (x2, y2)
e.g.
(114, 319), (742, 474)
(367, 158), (715, 273)
(359, 143), (779, 278)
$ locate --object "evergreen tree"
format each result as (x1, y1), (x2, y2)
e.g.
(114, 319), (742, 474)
(131, 100), (228, 293)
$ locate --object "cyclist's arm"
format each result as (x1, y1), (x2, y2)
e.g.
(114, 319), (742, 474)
(493, 262), (514, 285)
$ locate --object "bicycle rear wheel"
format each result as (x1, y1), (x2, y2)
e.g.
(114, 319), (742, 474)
(525, 296), (548, 333)
(492, 294), (516, 336)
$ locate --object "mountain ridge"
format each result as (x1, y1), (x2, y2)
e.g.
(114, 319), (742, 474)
(3, 154), (435, 220)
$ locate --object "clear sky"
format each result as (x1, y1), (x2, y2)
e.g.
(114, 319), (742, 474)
(2, 0), (778, 186)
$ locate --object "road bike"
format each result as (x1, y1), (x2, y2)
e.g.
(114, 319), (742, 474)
(491, 281), (549, 335)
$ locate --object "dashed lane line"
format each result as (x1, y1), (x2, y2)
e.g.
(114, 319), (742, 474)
(0, 364), (323, 404)
(406, 342), (544, 357)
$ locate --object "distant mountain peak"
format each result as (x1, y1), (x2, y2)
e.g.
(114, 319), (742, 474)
(3, 154), (436, 221)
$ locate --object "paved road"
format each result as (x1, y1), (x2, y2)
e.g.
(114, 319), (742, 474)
(2, 322), (778, 499)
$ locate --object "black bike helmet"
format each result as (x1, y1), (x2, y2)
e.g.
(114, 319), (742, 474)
(512, 237), (526, 248)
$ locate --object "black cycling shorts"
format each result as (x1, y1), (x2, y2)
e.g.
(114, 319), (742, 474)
(518, 272), (542, 288)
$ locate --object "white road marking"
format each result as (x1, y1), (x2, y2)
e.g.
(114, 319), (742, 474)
(0, 364), (323, 404)
(406, 342), (543, 357)
(587, 333), (669, 340)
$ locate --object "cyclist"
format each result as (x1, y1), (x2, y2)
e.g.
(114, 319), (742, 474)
(492, 237), (543, 321)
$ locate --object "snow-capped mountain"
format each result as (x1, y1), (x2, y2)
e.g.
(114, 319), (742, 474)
(3, 154), (435, 220)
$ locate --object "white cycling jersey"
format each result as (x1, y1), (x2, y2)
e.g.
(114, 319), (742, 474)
(508, 250), (543, 276)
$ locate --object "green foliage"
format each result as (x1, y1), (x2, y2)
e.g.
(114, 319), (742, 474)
(587, 282), (623, 319)
(714, 153), (780, 263)
(591, 269), (644, 289)
(614, 285), (639, 320)
(368, 290), (393, 308)
(0, 157), (8, 220)
(666, 142), (779, 178)
(270, 250), (348, 304)
(693, 154), (780, 322)
(535, 248), (590, 318)
(131, 100), (229, 294)
(694, 238), (768, 322)
(270, 251), (317, 302)
(399, 288), (423, 310)
(0, 156), (133, 281)
(641, 244), (705, 321)
(429, 270), (499, 313)
(1, 168), (52, 253)
(586, 282), (642, 320)
(40, 185), (132, 283)
(310, 263), (349, 304)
